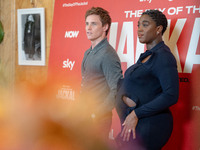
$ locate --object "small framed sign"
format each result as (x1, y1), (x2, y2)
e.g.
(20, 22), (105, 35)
(17, 8), (45, 66)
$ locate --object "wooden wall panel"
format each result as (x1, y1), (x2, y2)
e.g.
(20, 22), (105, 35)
(0, 0), (54, 89)
(15, 0), (55, 86)
(0, 0), (15, 88)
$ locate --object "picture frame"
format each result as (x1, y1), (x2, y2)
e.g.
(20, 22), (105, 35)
(17, 8), (45, 66)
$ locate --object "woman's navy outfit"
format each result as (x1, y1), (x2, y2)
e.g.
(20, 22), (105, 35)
(115, 41), (179, 150)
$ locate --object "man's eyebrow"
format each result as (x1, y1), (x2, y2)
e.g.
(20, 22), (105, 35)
(85, 21), (97, 23)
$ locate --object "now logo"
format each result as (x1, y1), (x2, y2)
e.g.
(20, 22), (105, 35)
(65, 31), (79, 38)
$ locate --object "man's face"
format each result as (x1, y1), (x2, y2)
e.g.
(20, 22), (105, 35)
(85, 14), (107, 42)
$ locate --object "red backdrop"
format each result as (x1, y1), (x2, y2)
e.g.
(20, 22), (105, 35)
(48, 0), (200, 149)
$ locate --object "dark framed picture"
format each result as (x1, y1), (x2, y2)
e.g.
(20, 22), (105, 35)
(17, 8), (45, 66)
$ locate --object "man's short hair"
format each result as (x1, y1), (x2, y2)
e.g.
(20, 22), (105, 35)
(85, 7), (111, 36)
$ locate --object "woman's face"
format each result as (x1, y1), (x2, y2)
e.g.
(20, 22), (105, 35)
(137, 14), (158, 44)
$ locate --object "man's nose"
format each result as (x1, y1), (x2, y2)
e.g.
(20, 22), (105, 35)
(86, 24), (92, 30)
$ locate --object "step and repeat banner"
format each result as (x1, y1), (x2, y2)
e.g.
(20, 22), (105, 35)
(48, 0), (200, 149)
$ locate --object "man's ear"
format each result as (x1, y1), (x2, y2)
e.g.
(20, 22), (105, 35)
(103, 24), (109, 32)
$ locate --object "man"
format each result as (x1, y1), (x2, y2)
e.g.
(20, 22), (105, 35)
(81, 7), (122, 139)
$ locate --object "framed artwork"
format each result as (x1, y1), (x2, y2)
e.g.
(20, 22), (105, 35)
(17, 8), (45, 66)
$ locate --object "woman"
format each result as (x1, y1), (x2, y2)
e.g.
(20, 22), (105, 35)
(115, 10), (179, 150)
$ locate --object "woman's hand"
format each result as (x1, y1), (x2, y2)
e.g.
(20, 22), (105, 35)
(121, 110), (138, 141)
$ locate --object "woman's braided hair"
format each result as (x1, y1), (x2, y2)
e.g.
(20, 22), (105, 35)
(142, 9), (168, 35)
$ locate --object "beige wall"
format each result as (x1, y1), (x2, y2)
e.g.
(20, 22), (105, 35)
(0, 0), (54, 89)
(0, 0), (15, 88)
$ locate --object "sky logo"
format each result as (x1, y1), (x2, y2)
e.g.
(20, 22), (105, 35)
(63, 59), (75, 70)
